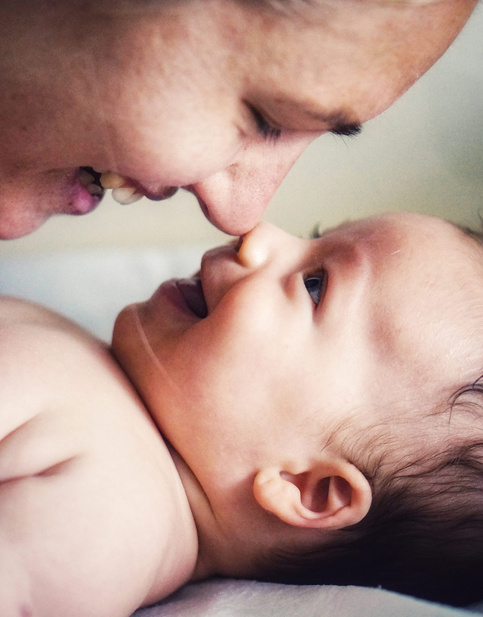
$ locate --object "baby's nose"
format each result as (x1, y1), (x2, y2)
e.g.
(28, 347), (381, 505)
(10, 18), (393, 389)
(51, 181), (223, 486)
(237, 222), (279, 269)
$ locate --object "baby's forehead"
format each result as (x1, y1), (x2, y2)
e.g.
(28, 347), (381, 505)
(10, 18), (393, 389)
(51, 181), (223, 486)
(321, 212), (482, 260)
(353, 215), (483, 389)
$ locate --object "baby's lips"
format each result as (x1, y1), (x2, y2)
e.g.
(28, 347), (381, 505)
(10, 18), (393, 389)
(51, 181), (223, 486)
(175, 278), (208, 318)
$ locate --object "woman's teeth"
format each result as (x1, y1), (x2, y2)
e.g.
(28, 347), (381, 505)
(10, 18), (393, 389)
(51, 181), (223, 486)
(99, 170), (124, 189)
(111, 185), (144, 205)
(79, 168), (104, 197)
(81, 168), (179, 204)
(99, 171), (144, 205)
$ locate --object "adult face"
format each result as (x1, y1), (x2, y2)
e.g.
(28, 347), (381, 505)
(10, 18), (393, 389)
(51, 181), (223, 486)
(0, 0), (476, 238)
(111, 213), (483, 554)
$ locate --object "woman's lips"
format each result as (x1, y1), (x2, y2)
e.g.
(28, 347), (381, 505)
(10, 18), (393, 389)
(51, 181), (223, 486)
(79, 167), (105, 201)
(72, 167), (105, 214)
(97, 169), (179, 204)
(142, 185), (179, 202)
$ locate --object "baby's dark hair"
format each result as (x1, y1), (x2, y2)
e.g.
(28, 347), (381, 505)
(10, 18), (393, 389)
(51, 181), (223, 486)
(257, 376), (483, 606)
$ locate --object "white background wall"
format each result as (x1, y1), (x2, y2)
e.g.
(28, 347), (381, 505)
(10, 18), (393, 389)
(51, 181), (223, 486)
(1, 5), (482, 256)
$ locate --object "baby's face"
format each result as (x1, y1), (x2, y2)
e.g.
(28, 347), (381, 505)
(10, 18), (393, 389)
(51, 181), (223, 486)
(112, 212), (483, 521)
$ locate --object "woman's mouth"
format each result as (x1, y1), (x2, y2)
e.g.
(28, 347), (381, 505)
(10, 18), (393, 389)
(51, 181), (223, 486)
(79, 167), (105, 200)
(82, 167), (179, 205)
(98, 169), (145, 204)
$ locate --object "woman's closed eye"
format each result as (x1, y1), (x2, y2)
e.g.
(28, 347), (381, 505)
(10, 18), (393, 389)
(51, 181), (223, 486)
(304, 272), (328, 307)
(246, 103), (282, 142)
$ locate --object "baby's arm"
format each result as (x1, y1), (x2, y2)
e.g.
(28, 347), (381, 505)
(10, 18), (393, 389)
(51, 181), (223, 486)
(0, 416), (102, 615)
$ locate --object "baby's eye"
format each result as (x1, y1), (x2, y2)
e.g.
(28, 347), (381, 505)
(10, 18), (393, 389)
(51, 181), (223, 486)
(304, 272), (327, 306)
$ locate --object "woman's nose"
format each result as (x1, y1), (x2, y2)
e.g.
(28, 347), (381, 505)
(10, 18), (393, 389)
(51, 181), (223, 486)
(187, 131), (319, 236)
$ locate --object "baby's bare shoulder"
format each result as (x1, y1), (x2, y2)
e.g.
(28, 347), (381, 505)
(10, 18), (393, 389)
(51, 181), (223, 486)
(0, 294), (86, 331)
(0, 295), (107, 439)
(0, 297), (190, 615)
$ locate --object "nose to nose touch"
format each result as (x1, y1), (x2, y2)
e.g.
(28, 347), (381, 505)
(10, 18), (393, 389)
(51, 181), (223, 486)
(237, 223), (273, 269)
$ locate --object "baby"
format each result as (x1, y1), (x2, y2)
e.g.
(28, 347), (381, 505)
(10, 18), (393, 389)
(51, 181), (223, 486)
(1, 212), (483, 617)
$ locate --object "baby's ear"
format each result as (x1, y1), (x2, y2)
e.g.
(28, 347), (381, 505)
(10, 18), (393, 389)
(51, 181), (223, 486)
(253, 459), (372, 530)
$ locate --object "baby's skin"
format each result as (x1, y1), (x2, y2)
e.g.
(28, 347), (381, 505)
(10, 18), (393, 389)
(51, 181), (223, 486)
(0, 297), (197, 617)
(4, 212), (483, 615)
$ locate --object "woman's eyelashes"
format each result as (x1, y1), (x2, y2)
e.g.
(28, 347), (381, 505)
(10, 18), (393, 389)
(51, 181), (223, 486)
(304, 271), (328, 307)
(247, 104), (282, 142)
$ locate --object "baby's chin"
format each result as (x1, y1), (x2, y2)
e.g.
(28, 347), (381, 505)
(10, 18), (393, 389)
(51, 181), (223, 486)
(111, 303), (158, 390)
(111, 304), (137, 369)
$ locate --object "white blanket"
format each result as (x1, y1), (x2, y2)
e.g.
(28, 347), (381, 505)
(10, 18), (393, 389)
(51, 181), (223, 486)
(134, 580), (483, 617)
(1, 248), (482, 617)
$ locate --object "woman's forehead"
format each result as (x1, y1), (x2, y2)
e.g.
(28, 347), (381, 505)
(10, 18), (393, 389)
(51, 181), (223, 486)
(217, 0), (475, 120)
(78, 0), (475, 137)
(91, 0), (474, 80)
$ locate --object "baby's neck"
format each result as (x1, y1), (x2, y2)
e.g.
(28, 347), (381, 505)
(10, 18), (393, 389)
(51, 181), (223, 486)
(167, 447), (217, 580)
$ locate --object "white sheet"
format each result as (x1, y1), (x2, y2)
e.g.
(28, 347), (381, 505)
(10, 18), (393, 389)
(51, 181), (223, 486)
(0, 246), (209, 341)
(134, 580), (483, 617)
(2, 247), (482, 617)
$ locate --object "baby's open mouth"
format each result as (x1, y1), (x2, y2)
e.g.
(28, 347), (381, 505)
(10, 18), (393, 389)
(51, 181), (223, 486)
(175, 277), (208, 318)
